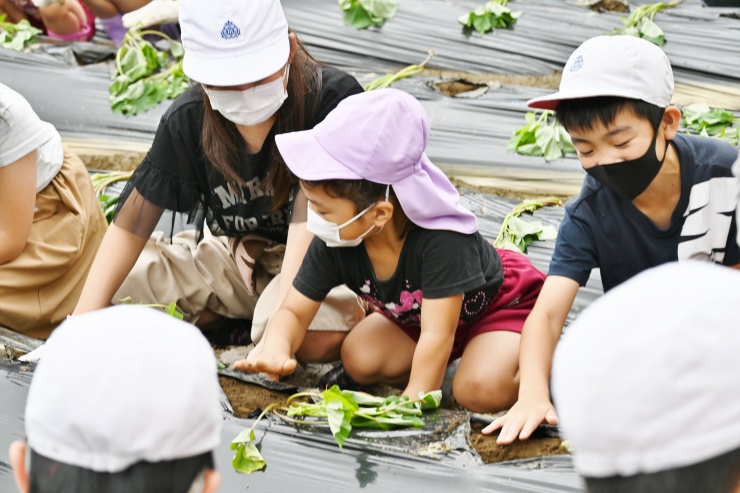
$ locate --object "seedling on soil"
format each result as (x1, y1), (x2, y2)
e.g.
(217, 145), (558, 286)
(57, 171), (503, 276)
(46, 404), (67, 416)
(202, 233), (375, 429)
(0, 14), (41, 51)
(458, 0), (522, 35)
(339, 0), (398, 30)
(508, 110), (576, 162)
(681, 104), (738, 146)
(118, 297), (184, 319)
(364, 51), (436, 91)
(609, 1), (680, 46)
(109, 28), (189, 115)
(231, 386), (442, 474)
(494, 198), (561, 254)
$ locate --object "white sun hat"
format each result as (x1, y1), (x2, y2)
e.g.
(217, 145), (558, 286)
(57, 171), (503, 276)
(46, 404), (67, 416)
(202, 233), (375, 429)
(552, 261), (740, 478)
(180, 0), (290, 86)
(528, 35), (674, 111)
(24, 305), (222, 472)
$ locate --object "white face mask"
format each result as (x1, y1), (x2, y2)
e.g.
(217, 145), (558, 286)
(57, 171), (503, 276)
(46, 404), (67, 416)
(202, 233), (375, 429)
(203, 65), (289, 126)
(306, 186), (389, 248)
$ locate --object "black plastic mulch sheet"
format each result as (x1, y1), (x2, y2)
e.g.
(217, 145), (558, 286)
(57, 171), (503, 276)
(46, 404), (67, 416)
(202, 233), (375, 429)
(283, 0), (740, 85)
(0, 360), (585, 492)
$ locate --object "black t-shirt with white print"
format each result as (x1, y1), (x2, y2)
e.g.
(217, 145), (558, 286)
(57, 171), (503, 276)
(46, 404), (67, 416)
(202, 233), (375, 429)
(293, 227), (505, 327)
(117, 66), (363, 242)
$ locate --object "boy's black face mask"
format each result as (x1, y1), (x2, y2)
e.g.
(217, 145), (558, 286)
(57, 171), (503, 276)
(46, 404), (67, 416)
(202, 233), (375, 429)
(584, 128), (670, 201)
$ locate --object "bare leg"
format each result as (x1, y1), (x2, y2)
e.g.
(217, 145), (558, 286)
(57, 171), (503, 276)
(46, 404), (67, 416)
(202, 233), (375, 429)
(453, 331), (521, 413)
(37, 0), (86, 35)
(81, 0), (149, 18)
(341, 312), (416, 387)
(0, 0), (28, 24)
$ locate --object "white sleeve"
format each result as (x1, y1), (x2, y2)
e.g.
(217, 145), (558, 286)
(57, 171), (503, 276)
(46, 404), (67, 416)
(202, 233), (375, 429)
(0, 84), (63, 191)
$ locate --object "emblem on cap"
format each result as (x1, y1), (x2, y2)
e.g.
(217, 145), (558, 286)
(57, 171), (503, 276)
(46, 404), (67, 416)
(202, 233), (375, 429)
(570, 54), (584, 73)
(221, 20), (241, 40)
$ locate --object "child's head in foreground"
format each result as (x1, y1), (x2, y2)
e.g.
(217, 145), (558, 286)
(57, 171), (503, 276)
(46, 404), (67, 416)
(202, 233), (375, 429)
(9, 305), (223, 493)
(551, 262), (740, 493)
(529, 35), (681, 200)
(275, 88), (479, 241)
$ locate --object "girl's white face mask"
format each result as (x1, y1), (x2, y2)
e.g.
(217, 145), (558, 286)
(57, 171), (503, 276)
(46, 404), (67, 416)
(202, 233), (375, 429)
(307, 186), (389, 248)
(203, 65), (289, 126)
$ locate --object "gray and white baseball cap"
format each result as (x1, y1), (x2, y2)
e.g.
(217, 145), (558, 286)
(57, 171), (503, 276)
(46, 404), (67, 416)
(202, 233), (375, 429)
(528, 35), (674, 111)
(25, 305), (222, 472)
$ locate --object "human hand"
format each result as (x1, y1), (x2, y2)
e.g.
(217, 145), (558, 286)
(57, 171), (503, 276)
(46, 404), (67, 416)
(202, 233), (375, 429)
(234, 343), (297, 381)
(122, 0), (179, 29)
(481, 397), (559, 445)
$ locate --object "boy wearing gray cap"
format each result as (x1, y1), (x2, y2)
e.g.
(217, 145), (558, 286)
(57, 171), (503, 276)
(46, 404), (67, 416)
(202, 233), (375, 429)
(7, 305), (222, 493)
(551, 261), (740, 493)
(485, 35), (740, 444)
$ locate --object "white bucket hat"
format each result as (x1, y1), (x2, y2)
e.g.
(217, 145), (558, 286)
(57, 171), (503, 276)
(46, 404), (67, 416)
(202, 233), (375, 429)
(24, 305), (222, 473)
(180, 0), (290, 86)
(552, 261), (740, 478)
(528, 35), (674, 110)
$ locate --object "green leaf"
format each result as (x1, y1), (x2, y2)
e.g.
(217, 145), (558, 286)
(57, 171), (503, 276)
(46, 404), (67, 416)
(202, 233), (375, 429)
(417, 390), (442, 410)
(459, 1), (521, 34)
(359, 0), (398, 19)
(231, 442), (266, 474)
(322, 385), (358, 447)
(341, 390), (386, 407)
(637, 17), (665, 46)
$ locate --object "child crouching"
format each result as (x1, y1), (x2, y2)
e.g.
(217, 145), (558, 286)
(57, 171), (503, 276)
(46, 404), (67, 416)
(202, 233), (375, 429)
(238, 89), (545, 413)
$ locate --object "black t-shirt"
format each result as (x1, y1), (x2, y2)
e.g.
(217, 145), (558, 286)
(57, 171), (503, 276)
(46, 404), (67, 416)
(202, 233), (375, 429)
(115, 66), (363, 242)
(293, 228), (505, 327)
(549, 134), (740, 292)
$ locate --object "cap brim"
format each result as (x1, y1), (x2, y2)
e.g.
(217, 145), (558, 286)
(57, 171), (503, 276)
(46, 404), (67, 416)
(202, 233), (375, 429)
(183, 36), (289, 86)
(275, 130), (363, 182)
(527, 87), (646, 110)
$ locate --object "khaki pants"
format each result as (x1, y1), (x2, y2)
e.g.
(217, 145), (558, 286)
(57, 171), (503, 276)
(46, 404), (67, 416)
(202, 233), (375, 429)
(0, 149), (107, 339)
(115, 229), (360, 341)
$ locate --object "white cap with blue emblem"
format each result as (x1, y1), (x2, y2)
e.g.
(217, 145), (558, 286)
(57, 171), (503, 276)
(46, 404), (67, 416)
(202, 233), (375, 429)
(180, 0), (290, 86)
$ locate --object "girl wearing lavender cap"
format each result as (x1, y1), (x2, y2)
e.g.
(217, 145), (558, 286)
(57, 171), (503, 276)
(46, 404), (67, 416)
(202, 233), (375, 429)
(238, 89), (546, 413)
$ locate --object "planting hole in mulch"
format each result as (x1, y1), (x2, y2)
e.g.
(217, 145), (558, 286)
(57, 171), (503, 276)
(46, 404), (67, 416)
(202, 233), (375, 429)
(433, 80), (491, 98)
(469, 421), (569, 464)
(219, 376), (292, 418)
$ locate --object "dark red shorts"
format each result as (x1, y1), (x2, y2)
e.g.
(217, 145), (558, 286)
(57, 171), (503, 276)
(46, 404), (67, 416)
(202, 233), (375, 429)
(385, 248), (545, 362)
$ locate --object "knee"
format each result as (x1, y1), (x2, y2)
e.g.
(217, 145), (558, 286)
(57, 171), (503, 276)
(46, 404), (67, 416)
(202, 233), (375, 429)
(452, 374), (518, 414)
(340, 336), (384, 383)
(295, 331), (346, 364)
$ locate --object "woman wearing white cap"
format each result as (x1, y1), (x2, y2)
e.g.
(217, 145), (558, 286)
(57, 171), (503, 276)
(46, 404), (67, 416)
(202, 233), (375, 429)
(73, 0), (364, 361)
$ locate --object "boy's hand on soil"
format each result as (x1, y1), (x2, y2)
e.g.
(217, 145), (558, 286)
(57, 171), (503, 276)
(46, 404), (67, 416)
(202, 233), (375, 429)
(482, 398), (558, 445)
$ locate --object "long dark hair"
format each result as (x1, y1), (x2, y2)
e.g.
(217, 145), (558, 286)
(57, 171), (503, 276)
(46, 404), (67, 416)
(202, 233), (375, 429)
(201, 32), (322, 211)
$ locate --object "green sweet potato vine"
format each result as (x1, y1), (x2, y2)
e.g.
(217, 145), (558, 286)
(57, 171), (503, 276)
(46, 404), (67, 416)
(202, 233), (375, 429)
(339, 0), (398, 30)
(609, 1), (680, 46)
(494, 198), (562, 254)
(110, 28), (189, 116)
(232, 386), (442, 474)
(458, 0), (522, 35)
(0, 14), (41, 51)
(508, 110), (576, 162)
(681, 103), (738, 145)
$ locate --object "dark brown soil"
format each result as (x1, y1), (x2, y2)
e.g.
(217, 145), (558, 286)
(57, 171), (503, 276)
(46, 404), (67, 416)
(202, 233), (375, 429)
(469, 421), (569, 464)
(423, 69), (562, 90)
(451, 177), (574, 202)
(585, 0), (629, 13)
(219, 376), (293, 418)
(79, 151), (145, 172)
(434, 80), (490, 97)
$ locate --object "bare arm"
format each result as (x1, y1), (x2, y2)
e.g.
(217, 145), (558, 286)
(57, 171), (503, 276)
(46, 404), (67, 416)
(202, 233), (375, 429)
(73, 222), (149, 314)
(404, 294), (463, 399)
(0, 150), (36, 264)
(236, 287), (321, 377)
(483, 275), (579, 444)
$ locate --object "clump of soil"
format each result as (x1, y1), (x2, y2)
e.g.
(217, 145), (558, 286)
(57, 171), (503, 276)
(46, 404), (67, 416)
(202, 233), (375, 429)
(219, 376), (293, 418)
(451, 177), (573, 202)
(80, 151), (145, 172)
(423, 69), (562, 90)
(469, 421), (569, 464)
(585, 0), (629, 13)
(434, 80), (491, 97)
